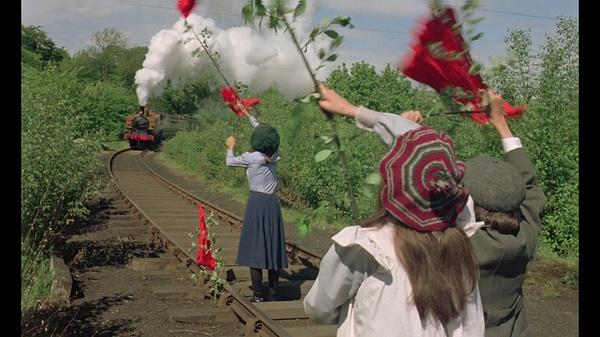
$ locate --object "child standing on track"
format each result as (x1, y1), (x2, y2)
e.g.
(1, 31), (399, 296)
(461, 91), (546, 337)
(303, 84), (485, 336)
(225, 111), (288, 302)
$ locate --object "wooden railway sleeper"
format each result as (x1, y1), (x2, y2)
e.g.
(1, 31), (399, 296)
(244, 317), (262, 337)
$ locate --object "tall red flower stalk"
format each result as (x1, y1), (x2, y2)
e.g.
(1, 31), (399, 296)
(195, 205), (216, 270)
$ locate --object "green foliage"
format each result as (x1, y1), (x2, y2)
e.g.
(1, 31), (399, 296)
(485, 29), (537, 104)
(23, 28), (141, 142)
(327, 62), (431, 113)
(21, 65), (104, 247)
(90, 28), (128, 50)
(148, 75), (212, 115)
(60, 29), (147, 89)
(21, 250), (54, 310)
(482, 18), (579, 258)
(194, 95), (232, 126)
(21, 25), (69, 66)
(21, 25), (129, 308)
(116, 46), (148, 89)
(79, 81), (138, 139)
(21, 63), (106, 307)
(21, 46), (43, 68)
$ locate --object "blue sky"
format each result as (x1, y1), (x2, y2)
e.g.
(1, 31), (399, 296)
(22, 0), (578, 70)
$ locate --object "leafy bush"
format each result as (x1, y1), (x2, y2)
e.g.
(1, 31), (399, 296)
(22, 64), (103, 242)
(78, 81), (138, 139)
(21, 64), (104, 308)
(148, 75), (213, 115)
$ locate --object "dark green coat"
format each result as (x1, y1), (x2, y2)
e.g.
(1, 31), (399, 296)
(469, 148), (546, 337)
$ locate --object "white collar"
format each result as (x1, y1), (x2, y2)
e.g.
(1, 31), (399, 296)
(456, 196), (485, 237)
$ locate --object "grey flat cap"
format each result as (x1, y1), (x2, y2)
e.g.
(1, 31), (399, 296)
(463, 156), (526, 212)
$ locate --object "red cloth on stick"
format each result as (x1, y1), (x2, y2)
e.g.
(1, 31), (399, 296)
(195, 205), (216, 270)
(177, 0), (196, 19)
(220, 87), (260, 117)
(400, 7), (527, 124)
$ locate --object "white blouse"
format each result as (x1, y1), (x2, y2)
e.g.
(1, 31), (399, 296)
(303, 222), (485, 337)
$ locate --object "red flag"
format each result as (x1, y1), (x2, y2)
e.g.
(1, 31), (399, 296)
(400, 7), (527, 124)
(220, 86), (260, 117)
(195, 205), (216, 270)
(177, 0), (196, 19)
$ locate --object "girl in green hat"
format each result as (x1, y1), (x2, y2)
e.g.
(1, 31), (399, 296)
(225, 110), (287, 302)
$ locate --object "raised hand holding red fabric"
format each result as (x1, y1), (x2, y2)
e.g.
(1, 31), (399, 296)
(220, 86), (260, 117)
(400, 6), (527, 124)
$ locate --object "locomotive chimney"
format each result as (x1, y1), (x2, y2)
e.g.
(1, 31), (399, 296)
(139, 105), (145, 113)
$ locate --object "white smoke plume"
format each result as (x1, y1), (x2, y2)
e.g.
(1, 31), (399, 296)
(135, 1), (333, 106)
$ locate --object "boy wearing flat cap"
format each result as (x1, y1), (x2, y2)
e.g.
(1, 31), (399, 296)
(463, 91), (546, 337)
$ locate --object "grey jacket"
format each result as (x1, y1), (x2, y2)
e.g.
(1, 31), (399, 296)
(469, 148), (546, 337)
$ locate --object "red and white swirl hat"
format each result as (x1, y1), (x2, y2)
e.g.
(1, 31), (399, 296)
(379, 127), (469, 232)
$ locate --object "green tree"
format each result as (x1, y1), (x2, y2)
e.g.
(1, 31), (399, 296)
(478, 17), (579, 258)
(89, 28), (129, 81)
(61, 28), (144, 85)
(326, 62), (430, 113)
(21, 25), (69, 65)
(485, 28), (537, 104)
(90, 28), (128, 50)
(116, 46), (148, 89)
(148, 75), (213, 114)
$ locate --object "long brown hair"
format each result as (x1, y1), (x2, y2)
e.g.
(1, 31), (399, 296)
(474, 204), (520, 234)
(361, 212), (479, 326)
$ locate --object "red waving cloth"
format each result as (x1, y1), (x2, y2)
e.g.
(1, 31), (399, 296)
(177, 0), (196, 19)
(220, 86), (260, 117)
(400, 7), (527, 124)
(195, 205), (216, 270)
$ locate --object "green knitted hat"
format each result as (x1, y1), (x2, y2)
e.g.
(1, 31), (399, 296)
(463, 156), (526, 212)
(250, 124), (280, 156)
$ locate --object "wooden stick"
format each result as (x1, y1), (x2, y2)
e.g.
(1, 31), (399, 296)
(428, 108), (491, 117)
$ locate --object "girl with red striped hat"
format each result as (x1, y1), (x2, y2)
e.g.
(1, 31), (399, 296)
(303, 84), (486, 337)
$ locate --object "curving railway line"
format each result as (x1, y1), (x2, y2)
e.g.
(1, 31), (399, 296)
(108, 149), (336, 337)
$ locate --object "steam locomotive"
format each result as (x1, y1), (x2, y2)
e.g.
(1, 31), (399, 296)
(124, 106), (196, 150)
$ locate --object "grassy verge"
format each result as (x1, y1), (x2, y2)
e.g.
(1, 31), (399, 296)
(524, 249), (579, 300)
(103, 140), (130, 151)
(21, 248), (56, 311)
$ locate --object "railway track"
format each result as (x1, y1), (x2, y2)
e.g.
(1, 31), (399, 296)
(108, 149), (336, 337)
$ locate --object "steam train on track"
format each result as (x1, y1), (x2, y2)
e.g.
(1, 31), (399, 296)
(124, 106), (197, 150)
